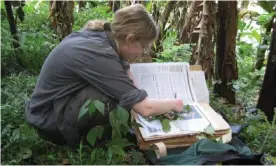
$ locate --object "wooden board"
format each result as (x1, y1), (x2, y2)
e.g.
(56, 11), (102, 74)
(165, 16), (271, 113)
(190, 65), (202, 71)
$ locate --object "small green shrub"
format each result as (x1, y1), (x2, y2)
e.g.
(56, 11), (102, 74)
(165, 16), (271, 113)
(1, 1), (59, 75)
(73, 5), (112, 31)
(155, 31), (193, 62)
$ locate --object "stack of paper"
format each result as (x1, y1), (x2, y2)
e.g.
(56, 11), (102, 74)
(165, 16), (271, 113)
(130, 62), (230, 141)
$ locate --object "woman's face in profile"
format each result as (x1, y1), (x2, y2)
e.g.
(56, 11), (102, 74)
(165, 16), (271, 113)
(118, 34), (151, 60)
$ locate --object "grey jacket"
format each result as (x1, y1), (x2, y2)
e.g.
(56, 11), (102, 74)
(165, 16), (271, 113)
(25, 29), (147, 144)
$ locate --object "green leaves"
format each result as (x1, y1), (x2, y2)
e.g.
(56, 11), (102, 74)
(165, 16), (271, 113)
(78, 100), (105, 120)
(74, 100), (134, 163)
(116, 106), (130, 125)
(106, 138), (133, 164)
(110, 145), (126, 156)
(109, 111), (119, 130)
(156, 32), (193, 62)
(109, 106), (129, 129)
(258, 1), (275, 13)
(257, 12), (276, 29)
(94, 100), (105, 115)
(88, 101), (96, 115)
(161, 119), (171, 132)
(120, 124), (130, 136)
(90, 148), (97, 164)
(107, 147), (113, 164)
(90, 148), (106, 165)
(146, 1), (152, 12)
(20, 147), (32, 160)
(240, 30), (261, 44)
(109, 106), (130, 137)
(128, 150), (146, 165)
(78, 99), (91, 120)
(107, 145), (126, 164)
(87, 126), (104, 146)
(204, 124), (215, 136)
(183, 105), (192, 113)
(196, 125), (215, 140)
(130, 121), (143, 128)
(111, 138), (133, 148)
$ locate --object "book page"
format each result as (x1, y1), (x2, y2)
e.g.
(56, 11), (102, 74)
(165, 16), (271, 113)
(130, 62), (197, 103)
(135, 103), (210, 138)
(130, 63), (210, 138)
(190, 71), (210, 103)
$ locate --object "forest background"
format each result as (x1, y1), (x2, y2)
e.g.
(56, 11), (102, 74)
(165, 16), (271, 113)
(1, 0), (276, 165)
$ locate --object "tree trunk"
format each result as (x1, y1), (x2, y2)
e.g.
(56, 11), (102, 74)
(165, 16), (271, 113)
(257, 20), (276, 121)
(109, 0), (120, 13)
(192, 1), (216, 85)
(49, 1), (54, 28)
(4, 1), (20, 48)
(152, 2), (159, 24)
(153, 1), (176, 56)
(135, 0), (146, 6)
(255, 16), (274, 70)
(214, 1), (238, 104)
(78, 1), (86, 10)
(49, 1), (74, 41)
(14, 1), (25, 23)
(179, 1), (202, 44)
(176, 1), (188, 39)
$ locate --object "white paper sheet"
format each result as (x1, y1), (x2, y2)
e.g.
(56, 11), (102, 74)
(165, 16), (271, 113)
(135, 103), (210, 137)
(130, 62), (197, 104)
(130, 63), (211, 138)
(190, 71), (210, 103)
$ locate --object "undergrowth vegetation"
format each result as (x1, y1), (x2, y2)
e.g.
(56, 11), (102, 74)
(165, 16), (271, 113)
(1, 1), (275, 165)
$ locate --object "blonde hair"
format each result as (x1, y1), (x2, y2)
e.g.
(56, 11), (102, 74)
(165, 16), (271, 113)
(83, 4), (158, 43)
(83, 20), (105, 31)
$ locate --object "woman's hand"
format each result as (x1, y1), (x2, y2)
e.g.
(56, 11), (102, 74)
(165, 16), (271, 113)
(132, 98), (184, 117)
(173, 99), (183, 112)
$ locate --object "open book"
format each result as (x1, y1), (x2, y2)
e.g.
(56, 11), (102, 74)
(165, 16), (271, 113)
(130, 62), (230, 141)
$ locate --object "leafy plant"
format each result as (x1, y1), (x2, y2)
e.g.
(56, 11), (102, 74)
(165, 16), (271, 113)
(1, 73), (40, 164)
(241, 110), (276, 155)
(155, 44), (193, 62)
(1, 1), (59, 75)
(210, 92), (276, 163)
(73, 5), (112, 31)
(87, 126), (104, 146)
(78, 99), (105, 120)
(126, 149), (146, 165)
(154, 31), (193, 62)
(77, 100), (135, 164)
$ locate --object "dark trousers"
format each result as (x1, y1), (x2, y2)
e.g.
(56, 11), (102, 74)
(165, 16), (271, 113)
(37, 85), (118, 148)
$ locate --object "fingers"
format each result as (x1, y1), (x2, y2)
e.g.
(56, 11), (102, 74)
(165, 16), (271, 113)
(164, 112), (174, 120)
(174, 99), (184, 112)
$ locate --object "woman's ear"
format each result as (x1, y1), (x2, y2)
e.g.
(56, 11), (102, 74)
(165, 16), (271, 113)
(125, 34), (136, 44)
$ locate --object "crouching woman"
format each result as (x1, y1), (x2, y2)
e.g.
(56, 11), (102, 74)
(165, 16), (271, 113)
(25, 4), (183, 148)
